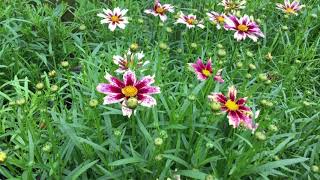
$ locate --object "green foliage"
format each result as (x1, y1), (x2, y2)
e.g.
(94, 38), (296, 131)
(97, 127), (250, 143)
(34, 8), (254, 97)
(0, 0), (320, 179)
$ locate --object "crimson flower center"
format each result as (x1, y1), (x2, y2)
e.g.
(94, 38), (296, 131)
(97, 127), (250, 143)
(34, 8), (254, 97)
(237, 24), (249, 32)
(121, 86), (138, 97)
(111, 15), (120, 23)
(225, 100), (239, 111)
(202, 69), (211, 77)
(155, 7), (165, 14)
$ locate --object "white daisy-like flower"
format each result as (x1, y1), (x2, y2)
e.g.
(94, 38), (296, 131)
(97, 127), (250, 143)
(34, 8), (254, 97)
(97, 7), (129, 31)
(175, 12), (205, 29)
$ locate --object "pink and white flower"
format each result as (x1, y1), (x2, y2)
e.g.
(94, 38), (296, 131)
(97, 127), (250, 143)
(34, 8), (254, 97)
(208, 86), (258, 132)
(144, 0), (174, 22)
(97, 7), (129, 31)
(188, 58), (224, 82)
(113, 50), (149, 73)
(207, 11), (226, 29)
(97, 70), (160, 117)
(224, 15), (265, 42)
(219, 0), (246, 12)
(175, 12), (205, 29)
(276, 0), (304, 15)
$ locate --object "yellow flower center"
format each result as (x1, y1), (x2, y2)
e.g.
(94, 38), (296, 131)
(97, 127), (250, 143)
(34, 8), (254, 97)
(111, 15), (119, 23)
(202, 69), (211, 77)
(187, 18), (194, 25)
(121, 86), (138, 97)
(217, 16), (225, 23)
(156, 7), (165, 14)
(285, 8), (295, 14)
(237, 24), (249, 32)
(225, 100), (239, 111)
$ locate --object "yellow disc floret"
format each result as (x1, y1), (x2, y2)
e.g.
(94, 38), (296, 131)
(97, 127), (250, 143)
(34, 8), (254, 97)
(122, 86), (138, 97)
(225, 100), (239, 111)
(111, 15), (120, 23)
(202, 69), (211, 77)
(237, 24), (249, 32)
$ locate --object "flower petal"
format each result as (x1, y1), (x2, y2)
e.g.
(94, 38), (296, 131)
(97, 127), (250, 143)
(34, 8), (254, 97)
(208, 93), (227, 104)
(122, 101), (133, 117)
(228, 86), (237, 101)
(139, 86), (161, 95)
(96, 83), (122, 94)
(138, 94), (157, 107)
(123, 70), (136, 86)
(103, 94), (124, 105)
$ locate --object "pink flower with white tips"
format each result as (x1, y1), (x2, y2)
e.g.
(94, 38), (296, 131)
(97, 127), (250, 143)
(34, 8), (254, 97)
(206, 11), (226, 29)
(224, 14), (265, 42)
(208, 86), (258, 132)
(188, 58), (224, 83)
(276, 0), (304, 15)
(97, 70), (160, 117)
(176, 12), (205, 29)
(113, 50), (149, 73)
(97, 7), (129, 31)
(219, 0), (246, 12)
(144, 0), (174, 22)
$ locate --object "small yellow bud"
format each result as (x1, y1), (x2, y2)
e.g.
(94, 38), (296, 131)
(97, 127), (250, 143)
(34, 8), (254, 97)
(42, 143), (52, 152)
(188, 95), (196, 101)
(16, 98), (26, 105)
(246, 51), (254, 57)
(217, 44), (224, 49)
(89, 99), (99, 107)
(245, 73), (252, 79)
(268, 124), (278, 132)
(265, 52), (273, 61)
(236, 62), (243, 68)
(48, 70), (56, 77)
(50, 85), (59, 92)
(249, 64), (256, 70)
(130, 43), (139, 51)
(0, 151), (7, 163)
(155, 154), (163, 161)
(79, 24), (86, 31)
(258, 73), (268, 81)
(36, 82), (44, 90)
(154, 137), (163, 146)
(311, 165), (319, 173)
(191, 43), (197, 48)
(114, 130), (122, 136)
(159, 42), (168, 50)
(61, 61), (69, 68)
(255, 131), (266, 141)
(210, 102), (221, 111)
(217, 49), (226, 57)
(138, 19), (144, 24)
(166, 27), (173, 33)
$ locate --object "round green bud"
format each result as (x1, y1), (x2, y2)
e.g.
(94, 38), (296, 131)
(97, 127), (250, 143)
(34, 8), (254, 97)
(210, 102), (221, 111)
(159, 42), (168, 49)
(255, 131), (266, 141)
(61, 61), (69, 68)
(79, 24), (86, 31)
(42, 142), (52, 152)
(188, 95), (196, 101)
(249, 64), (257, 70)
(16, 98), (26, 105)
(246, 51), (254, 57)
(236, 62), (243, 68)
(311, 165), (319, 173)
(50, 85), (59, 92)
(282, 25), (289, 31)
(36, 82), (44, 90)
(245, 73), (252, 79)
(127, 97), (138, 109)
(154, 137), (163, 146)
(217, 44), (224, 49)
(268, 124), (278, 132)
(217, 49), (226, 57)
(191, 43), (197, 48)
(89, 99), (99, 107)
(130, 43), (139, 51)
(265, 80), (272, 85)
(258, 73), (268, 81)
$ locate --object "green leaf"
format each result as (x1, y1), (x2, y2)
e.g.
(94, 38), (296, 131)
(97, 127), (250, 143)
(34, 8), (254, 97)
(66, 160), (98, 180)
(177, 170), (207, 180)
(108, 157), (145, 166)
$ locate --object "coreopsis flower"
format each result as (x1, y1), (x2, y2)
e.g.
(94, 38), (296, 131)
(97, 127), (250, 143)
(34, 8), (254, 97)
(175, 12), (205, 29)
(188, 58), (224, 82)
(144, 0), (174, 22)
(208, 86), (258, 132)
(207, 11), (226, 29)
(219, 0), (246, 12)
(113, 50), (149, 73)
(276, 0), (304, 15)
(224, 15), (265, 42)
(96, 70), (160, 117)
(97, 7), (129, 31)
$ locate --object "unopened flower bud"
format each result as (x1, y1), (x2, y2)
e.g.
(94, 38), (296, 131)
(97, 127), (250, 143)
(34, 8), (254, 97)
(246, 51), (254, 57)
(249, 64), (256, 70)
(311, 14), (318, 19)
(159, 42), (168, 50)
(265, 52), (273, 61)
(16, 98), (26, 105)
(166, 27), (173, 33)
(268, 124), (278, 132)
(217, 44), (224, 49)
(236, 62), (243, 68)
(206, 142), (214, 149)
(155, 154), (163, 161)
(255, 131), (266, 141)
(295, 60), (301, 64)
(266, 101), (273, 107)
(265, 80), (272, 85)
(258, 73), (268, 81)
(154, 137), (163, 146)
(61, 61), (69, 68)
(79, 24), (86, 31)
(138, 19), (144, 24)
(260, 99), (268, 106)
(210, 102), (221, 111)
(89, 99), (99, 107)
(127, 97), (138, 109)
(282, 25), (289, 31)
(0, 151), (7, 163)
(130, 43), (139, 51)
(274, 155), (280, 161)
(36, 82), (44, 90)
(217, 49), (226, 57)
(191, 43), (197, 48)
(42, 143), (52, 152)
(311, 165), (319, 173)
(188, 95), (196, 101)
(50, 85), (59, 92)
(303, 101), (311, 106)
(49, 70), (56, 77)
(159, 130), (168, 139)
(245, 73), (252, 79)
(114, 129), (121, 136)
(206, 175), (214, 180)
